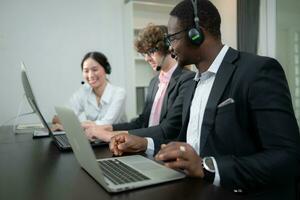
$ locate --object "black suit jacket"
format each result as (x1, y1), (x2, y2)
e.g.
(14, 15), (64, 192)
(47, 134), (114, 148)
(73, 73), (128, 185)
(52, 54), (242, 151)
(131, 48), (300, 199)
(178, 48), (300, 198)
(113, 66), (195, 131)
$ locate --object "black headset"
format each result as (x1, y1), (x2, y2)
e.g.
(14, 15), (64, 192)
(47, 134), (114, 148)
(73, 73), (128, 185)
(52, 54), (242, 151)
(157, 25), (170, 53)
(188, 0), (205, 46)
(102, 60), (111, 74)
(97, 52), (111, 74)
(156, 25), (171, 71)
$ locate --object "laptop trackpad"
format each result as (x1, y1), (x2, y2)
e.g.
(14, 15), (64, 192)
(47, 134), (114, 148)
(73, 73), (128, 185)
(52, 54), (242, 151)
(119, 156), (181, 179)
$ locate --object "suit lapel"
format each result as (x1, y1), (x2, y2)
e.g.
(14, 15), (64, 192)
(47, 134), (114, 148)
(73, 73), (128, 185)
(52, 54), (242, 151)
(183, 80), (197, 120)
(200, 48), (239, 154)
(160, 67), (182, 121)
(150, 76), (159, 102)
(178, 80), (198, 142)
(144, 76), (159, 126)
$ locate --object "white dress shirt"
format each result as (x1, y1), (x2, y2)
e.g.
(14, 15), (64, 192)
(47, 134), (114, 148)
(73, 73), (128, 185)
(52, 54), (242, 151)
(186, 45), (229, 186)
(69, 83), (127, 125)
(146, 45), (229, 185)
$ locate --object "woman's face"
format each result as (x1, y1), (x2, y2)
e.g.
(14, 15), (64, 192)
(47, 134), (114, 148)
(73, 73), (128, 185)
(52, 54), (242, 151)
(82, 57), (106, 89)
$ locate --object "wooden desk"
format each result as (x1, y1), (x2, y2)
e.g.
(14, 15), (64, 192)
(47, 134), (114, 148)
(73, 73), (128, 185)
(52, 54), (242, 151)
(0, 126), (243, 200)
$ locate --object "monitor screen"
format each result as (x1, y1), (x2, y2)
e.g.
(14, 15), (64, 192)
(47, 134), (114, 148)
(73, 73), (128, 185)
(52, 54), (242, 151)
(21, 62), (52, 136)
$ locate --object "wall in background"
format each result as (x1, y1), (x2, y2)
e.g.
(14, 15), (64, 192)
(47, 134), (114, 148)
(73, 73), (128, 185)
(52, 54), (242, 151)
(0, 0), (126, 125)
(0, 0), (237, 125)
(211, 0), (237, 49)
(276, 0), (300, 125)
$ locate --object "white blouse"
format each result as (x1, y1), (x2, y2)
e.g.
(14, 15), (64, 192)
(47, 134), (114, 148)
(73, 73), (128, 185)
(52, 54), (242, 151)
(69, 83), (127, 125)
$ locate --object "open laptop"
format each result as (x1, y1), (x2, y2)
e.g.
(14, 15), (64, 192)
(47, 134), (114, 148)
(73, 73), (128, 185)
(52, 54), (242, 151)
(55, 106), (186, 193)
(21, 62), (105, 151)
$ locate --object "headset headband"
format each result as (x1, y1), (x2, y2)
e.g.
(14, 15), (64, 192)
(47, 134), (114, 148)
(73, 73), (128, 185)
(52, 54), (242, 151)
(191, 0), (200, 31)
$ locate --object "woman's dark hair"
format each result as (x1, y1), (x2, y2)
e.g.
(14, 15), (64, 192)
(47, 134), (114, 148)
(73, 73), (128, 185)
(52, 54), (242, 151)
(170, 0), (221, 40)
(81, 51), (111, 74)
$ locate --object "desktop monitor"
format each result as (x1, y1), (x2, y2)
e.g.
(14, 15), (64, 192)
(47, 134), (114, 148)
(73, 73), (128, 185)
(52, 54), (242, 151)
(21, 62), (52, 137)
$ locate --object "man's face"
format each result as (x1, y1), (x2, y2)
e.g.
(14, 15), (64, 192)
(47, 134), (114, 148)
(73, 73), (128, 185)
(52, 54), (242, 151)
(142, 49), (164, 71)
(167, 16), (196, 66)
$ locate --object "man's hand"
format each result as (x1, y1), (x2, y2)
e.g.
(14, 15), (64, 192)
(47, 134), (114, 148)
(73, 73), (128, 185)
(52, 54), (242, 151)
(155, 142), (204, 177)
(81, 122), (114, 142)
(109, 133), (148, 156)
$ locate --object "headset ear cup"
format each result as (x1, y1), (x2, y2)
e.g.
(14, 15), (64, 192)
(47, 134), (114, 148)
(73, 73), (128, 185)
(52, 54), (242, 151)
(106, 64), (111, 74)
(163, 36), (170, 52)
(104, 62), (111, 74)
(188, 28), (204, 46)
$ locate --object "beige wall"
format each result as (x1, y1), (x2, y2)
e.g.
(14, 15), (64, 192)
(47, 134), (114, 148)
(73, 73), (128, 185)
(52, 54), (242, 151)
(211, 0), (237, 48)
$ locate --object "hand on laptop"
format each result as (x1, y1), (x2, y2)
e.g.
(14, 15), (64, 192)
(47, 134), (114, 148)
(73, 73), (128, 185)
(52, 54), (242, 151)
(51, 115), (64, 131)
(51, 123), (64, 131)
(81, 122), (114, 142)
(52, 115), (61, 124)
(155, 142), (204, 178)
(109, 133), (147, 156)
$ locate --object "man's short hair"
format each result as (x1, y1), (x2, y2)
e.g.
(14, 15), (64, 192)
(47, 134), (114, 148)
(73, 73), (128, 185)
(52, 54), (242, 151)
(170, 0), (221, 40)
(135, 24), (169, 55)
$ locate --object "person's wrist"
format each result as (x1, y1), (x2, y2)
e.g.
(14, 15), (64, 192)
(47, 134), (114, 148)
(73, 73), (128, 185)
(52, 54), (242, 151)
(194, 159), (205, 178)
(202, 157), (215, 183)
(101, 131), (114, 142)
(141, 138), (148, 152)
(107, 125), (113, 131)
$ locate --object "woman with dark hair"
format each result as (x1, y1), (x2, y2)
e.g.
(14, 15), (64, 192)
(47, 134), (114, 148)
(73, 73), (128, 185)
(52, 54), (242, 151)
(52, 51), (126, 131)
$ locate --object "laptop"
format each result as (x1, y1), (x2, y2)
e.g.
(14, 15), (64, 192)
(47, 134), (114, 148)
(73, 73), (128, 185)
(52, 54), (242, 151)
(21, 62), (105, 151)
(55, 106), (186, 193)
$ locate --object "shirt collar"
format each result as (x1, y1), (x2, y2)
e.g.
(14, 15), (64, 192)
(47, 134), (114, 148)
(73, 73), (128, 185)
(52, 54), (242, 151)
(159, 64), (177, 83)
(194, 45), (229, 81)
(88, 82), (112, 105)
(100, 83), (112, 104)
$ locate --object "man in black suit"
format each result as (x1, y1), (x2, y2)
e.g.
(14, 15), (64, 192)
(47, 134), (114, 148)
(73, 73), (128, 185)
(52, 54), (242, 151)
(110, 0), (300, 199)
(82, 24), (194, 143)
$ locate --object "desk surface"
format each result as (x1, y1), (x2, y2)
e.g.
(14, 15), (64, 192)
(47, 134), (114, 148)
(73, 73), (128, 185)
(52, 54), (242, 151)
(0, 126), (242, 200)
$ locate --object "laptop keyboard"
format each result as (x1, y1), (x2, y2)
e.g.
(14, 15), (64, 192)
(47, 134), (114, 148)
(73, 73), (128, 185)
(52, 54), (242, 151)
(99, 159), (150, 185)
(54, 134), (104, 149)
(55, 134), (71, 147)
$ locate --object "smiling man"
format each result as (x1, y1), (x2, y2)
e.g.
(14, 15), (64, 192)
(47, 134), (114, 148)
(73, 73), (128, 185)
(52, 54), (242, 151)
(110, 0), (300, 199)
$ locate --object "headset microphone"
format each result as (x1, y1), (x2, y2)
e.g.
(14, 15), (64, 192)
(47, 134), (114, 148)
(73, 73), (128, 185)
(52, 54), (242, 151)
(156, 55), (167, 71)
(81, 81), (85, 85)
(170, 48), (177, 60)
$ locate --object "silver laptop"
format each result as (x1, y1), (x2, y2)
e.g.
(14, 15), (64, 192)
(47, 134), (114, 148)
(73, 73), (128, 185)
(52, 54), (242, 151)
(55, 106), (185, 193)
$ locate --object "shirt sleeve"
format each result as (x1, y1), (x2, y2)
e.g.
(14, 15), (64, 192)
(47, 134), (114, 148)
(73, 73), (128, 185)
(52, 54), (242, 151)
(68, 87), (87, 121)
(145, 137), (155, 156)
(211, 157), (220, 186)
